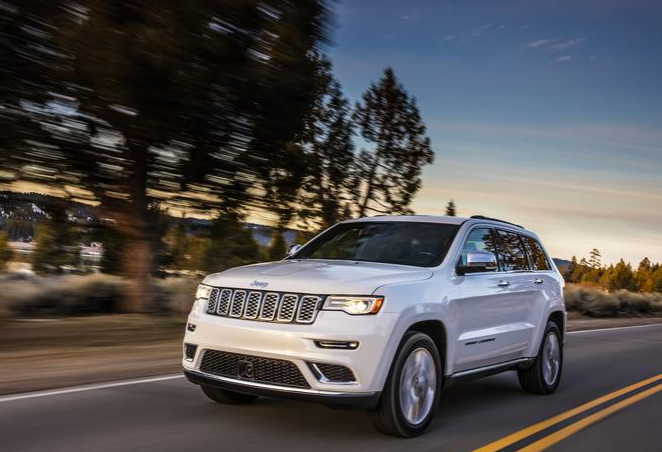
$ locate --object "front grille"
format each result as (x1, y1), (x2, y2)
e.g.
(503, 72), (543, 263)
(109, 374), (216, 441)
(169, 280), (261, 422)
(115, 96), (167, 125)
(184, 343), (198, 361)
(206, 287), (324, 324)
(309, 363), (356, 383)
(200, 350), (310, 389)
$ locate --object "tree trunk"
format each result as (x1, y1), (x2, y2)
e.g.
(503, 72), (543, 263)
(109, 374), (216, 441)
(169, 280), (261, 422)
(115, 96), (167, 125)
(358, 155), (380, 217)
(123, 238), (153, 312)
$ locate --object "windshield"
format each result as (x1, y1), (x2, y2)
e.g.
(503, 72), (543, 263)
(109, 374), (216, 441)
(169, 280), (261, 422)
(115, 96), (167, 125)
(292, 221), (460, 267)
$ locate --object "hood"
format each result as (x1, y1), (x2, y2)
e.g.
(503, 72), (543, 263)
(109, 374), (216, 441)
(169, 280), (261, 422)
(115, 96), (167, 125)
(203, 259), (433, 294)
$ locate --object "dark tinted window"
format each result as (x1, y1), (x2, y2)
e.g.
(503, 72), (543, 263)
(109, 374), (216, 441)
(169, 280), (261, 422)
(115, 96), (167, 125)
(459, 227), (497, 267)
(294, 222), (459, 267)
(495, 230), (530, 271)
(522, 236), (551, 270)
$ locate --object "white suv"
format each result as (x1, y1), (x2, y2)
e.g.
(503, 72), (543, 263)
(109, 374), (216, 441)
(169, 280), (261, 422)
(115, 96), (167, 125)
(183, 215), (565, 437)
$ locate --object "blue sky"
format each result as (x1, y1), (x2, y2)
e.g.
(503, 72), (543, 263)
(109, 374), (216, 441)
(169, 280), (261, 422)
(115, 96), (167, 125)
(328, 0), (662, 264)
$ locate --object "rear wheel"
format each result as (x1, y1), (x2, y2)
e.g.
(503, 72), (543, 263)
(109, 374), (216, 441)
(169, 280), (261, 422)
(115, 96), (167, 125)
(518, 321), (563, 394)
(369, 332), (442, 437)
(201, 385), (258, 405)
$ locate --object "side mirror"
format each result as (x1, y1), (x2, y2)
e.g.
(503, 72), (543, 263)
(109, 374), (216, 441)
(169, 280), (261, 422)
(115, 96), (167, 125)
(287, 244), (302, 258)
(458, 251), (498, 275)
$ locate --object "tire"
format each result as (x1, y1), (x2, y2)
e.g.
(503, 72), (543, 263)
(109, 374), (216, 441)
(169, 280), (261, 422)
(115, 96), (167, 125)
(518, 321), (563, 394)
(201, 385), (259, 405)
(369, 332), (442, 437)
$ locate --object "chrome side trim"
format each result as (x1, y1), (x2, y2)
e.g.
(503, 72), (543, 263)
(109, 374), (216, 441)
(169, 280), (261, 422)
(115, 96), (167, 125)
(186, 369), (375, 397)
(450, 357), (533, 379)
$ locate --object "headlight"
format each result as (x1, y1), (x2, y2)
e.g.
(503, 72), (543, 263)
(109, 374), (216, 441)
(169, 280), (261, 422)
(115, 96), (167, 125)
(196, 284), (213, 300)
(323, 296), (384, 315)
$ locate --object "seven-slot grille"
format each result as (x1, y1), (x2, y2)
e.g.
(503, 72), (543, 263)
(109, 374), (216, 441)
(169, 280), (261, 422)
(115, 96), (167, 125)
(206, 288), (324, 324)
(200, 350), (310, 389)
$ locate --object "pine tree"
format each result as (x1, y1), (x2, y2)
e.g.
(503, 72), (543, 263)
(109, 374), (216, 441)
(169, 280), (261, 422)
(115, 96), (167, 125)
(607, 259), (636, 292)
(651, 266), (662, 293)
(352, 68), (433, 216)
(295, 54), (356, 231)
(0, 231), (14, 271)
(635, 257), (653, 292)
(563, 256), (578, 282)
(588, 248), (602, 269)
(445, 200), (457, 217)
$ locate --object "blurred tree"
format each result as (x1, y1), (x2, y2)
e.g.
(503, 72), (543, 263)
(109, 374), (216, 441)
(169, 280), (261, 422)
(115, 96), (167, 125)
(100, 227), (125, 275)
(268, 229), (288, 261)
(169, 222), (189, 271)
(445, 200), (457, 217)
(32, 209), (79, 274)
(204, 212), (261, 272)
(352, 67), (433, 217)
(0, 231), (13, 270)
(0, 1), (330, 310)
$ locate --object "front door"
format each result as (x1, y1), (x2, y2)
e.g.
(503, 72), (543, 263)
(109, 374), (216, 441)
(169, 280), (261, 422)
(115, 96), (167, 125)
(452, 227), (535, 372)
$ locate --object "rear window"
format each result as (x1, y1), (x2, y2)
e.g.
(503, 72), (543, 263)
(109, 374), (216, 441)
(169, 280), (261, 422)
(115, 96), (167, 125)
(522, 236), (551, 270)
(495, 229), (530, 271)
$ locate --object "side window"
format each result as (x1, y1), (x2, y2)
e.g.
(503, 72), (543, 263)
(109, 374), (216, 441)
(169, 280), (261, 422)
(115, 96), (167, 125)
(522, 236), (551, 270)
(495, 230), (530, 271)
(459, 227), (498, 267)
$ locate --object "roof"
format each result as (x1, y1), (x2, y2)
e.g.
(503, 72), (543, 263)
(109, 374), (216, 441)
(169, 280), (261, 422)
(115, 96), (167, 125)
(343, 214), (530, 233)
(343, 215), (469, 226)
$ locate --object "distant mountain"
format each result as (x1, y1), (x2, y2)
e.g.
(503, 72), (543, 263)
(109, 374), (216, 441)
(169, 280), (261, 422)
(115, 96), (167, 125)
(552, 258), (571, 270)
(1, 191), (299, 246)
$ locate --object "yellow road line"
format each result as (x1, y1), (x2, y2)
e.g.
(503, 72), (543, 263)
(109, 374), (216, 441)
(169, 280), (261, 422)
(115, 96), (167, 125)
(516, 382), (662, 452)
(469, 373), (662, 452)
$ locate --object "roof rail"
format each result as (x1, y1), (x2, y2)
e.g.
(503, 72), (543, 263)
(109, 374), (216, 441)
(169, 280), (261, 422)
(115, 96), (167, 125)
(470, 215), (524, 229)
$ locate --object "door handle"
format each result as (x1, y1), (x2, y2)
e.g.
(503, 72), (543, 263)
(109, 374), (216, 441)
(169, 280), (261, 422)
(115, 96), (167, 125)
(534, 278), (544, 284)
(497, 280), (510, 287)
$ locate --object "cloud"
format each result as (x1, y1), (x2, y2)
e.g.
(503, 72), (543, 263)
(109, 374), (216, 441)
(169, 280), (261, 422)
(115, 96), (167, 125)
(441, 34), (455, 42)
(471, 23), (494, 37)
(556, 55), (572, 62)
(524, 37), (585, 52)
(547, 38), (585, 51)
(399, 13), (418, 21)
(524, 38), (560, 48)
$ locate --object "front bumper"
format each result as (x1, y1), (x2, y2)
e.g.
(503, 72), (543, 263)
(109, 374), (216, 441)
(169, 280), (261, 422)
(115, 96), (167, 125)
(184, 369), (380, 410)
(183, 305), (399, 398)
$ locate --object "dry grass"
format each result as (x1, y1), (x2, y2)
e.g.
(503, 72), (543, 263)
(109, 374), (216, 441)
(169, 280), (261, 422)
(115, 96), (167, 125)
(564, 283), (662, 317)
(0, 273), (198, 319)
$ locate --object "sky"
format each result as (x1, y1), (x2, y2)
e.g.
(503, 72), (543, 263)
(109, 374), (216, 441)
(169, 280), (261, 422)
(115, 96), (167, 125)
(328, 0), (662, 264)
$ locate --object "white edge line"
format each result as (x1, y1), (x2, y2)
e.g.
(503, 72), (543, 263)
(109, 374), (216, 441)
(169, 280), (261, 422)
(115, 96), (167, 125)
(2, 322), (661, 403)
(0, 374), (184, 403)
(568, 322), (662, 335)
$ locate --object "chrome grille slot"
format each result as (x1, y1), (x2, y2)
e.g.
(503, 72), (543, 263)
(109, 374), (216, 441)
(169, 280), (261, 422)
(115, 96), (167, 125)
(297, 296), (322, 323)
(217, 288), (232, 315)
(244, 291), (263, 319)
(277, 294), (299, 322)
(260, 293), (279, 320)
(206, 288), (220, 314)
(230, 290), (246, 317)
(206, 288), (323, 324)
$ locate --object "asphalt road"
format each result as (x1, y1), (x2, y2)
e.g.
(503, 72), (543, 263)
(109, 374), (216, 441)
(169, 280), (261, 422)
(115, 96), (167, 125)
(1, 324), (661, 452)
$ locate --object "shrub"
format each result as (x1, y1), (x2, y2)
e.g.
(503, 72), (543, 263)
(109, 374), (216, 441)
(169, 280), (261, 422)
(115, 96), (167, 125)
(564, 284), (662, 317)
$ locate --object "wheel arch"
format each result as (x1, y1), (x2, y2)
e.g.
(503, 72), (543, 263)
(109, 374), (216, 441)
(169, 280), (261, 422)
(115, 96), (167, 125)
(405, 319), (448, 376)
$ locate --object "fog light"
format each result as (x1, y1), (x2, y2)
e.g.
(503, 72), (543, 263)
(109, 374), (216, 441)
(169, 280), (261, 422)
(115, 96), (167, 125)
(314, 340), (359, 350)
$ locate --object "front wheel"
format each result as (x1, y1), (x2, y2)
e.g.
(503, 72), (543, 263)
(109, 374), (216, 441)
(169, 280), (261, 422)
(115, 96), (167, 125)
(369, 332), (442, 437)
(518, 321), (563, 394)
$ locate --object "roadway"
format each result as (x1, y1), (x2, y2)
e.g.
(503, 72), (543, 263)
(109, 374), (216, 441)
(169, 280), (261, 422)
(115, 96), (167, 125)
(1, 324), (661, 452)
